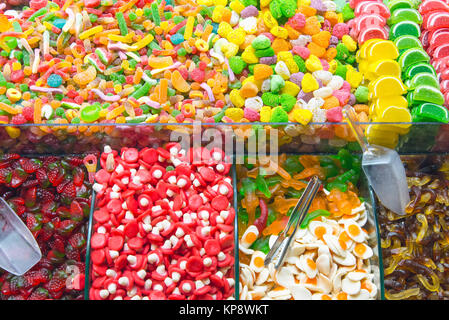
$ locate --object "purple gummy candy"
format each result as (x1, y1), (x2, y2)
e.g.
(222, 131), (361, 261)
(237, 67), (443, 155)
(290, 72), (304, 86)
(316, 79), (323, 88)
(330, 36), (339, 45)
(310, 0), (327, 13)
(240, 5), (259, 18)
(259, 56), (277, 65)
(348, 93), (356, 105)
(297, 90), (314, 102)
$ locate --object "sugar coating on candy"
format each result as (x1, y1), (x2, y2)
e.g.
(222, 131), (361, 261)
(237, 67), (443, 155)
(0, 0), (375, 130)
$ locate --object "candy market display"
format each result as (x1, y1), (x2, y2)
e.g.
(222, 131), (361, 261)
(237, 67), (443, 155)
(420, 0), (449, 108)
(88, 145), (235, 300)
(0, 154), (92, 300)
(237, 152), (380, 300)
(0, 0), (371, 130)
(1, 0), (449, 302)
(0, 0), (447, 154)
(379, 156), (449, 300)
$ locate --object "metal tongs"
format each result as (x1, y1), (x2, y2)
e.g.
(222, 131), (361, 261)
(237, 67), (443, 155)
(264, 176), (321, 271)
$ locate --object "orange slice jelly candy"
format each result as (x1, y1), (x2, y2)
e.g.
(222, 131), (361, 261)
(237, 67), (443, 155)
(171, 70), (190, 93)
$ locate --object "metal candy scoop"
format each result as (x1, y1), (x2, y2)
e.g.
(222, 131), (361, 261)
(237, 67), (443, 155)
(264, 176), (321, 270)
(0, 197), (41, 275)
(343, 107), (410, 215)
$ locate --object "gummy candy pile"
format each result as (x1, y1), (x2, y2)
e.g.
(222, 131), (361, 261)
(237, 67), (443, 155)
(0, 0), (403, 134)
(0, 0), (447, 148)
(0, 154), (91, 300)
(236, 152), (379, 300)
(379, 156), (449, 300)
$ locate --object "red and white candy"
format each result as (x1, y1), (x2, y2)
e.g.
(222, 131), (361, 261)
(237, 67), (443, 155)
(89, 144), (235, 300)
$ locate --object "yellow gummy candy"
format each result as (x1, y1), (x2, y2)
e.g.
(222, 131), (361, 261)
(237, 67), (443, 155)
(301, 73), (319, 92)
(281, 81), (300, 97)
(277, 51), (294, 62)
(229, 0), (245, 13)
(228, 28), (246, 46)
(222, 43), (240, 58)
(241, 46), (259, 64)
(263, 11), (278, 29)
(225, 107), (244, 121)
(270, 26), (288, 39)
(5, 126), (20, 139)
(218, 22), (233, 38)
(342, 35), (357, 52)
(293, 109), (313, 125)
(79, 25), (104, 40)
(346, 68), (363, 88)
(131, 33), (155, 51)
(285, 58), (299, 73)
(230, 89), (245, 108)
(260, 106), (272, 122)
(305, 55), (323, 72)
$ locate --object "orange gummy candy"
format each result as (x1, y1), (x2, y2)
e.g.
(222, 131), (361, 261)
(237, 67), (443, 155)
(253, 64), (273, 80)
(171, 70), (190, 93)
(299, 155), (319, 168)
(301, 16), (321, 35)
(271, 196), (299, 214)
(312, 31), (331, 48)
(298, 5), (317, 17)
(242, 191), (259, 225)
(240, 82), (258, 98)
(73, 66), (97, 86)
(322, 96), (340, 109)
(262, 216), (289, 236)
(293, 167), (322, 180)
(148, 55), (173, 69)
(272, 38), (291, 54)
(280, 179), (308, 190)
(307, 42), (326, 57)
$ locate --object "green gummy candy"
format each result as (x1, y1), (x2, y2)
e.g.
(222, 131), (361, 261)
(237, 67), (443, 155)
(270, 106), (289, 123)
(261, 92), (280, 107)
(398, 48), (429, 71)
(412, 103), (449, 123)
(341, 4), (355, 21)
(388, 8), (423, 25)
(270, 0), (283, 19)
(355, 86), (369, 103)
(280, 94), (296, 112)
(252, 35), (271, 50)
(404, 63), (436, 80)
(389, 21), (421, 40)
(411, 85), (445, 106)
(228, 56), (247, 74)
(394, 35), (423, 53)
(255, 47), (275, 58)
(406, 73), (440, 90)
(270, 74), (285, 92)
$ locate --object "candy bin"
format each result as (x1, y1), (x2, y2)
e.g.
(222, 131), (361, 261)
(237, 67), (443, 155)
(86, 144), (237, 300)
(236, 151), (383, 300)
(379, 155), (449, 300)
(0, 154), (94, 300)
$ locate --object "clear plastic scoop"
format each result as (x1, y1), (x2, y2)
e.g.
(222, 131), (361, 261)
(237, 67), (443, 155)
(0, 197), (41, 275)
(344, 107), (410, 215)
